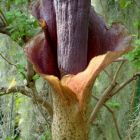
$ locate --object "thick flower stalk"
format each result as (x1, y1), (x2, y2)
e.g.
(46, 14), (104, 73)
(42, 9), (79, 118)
(25, 0), (132, 140)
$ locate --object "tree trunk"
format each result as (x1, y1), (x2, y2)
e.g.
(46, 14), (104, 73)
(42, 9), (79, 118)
(51, 92), (88, 140)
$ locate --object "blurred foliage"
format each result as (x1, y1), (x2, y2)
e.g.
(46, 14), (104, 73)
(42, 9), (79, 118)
(119, 0), (132, 9)
(6, 10), (38, 45)
(108, 0), (140, 70)
(97, 0), (140, 70)
(91, 0), (140, 140)
(126, 39), (140, 69)
(0, 0), (39, 45)
(40, 128), (52, 140)
(134, 77), (140, 112)
(0, 0), (46, 140)
(107, 101), (121, 109)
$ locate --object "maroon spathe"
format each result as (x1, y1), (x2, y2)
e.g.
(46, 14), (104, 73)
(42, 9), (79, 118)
(26, 0), (130, 78)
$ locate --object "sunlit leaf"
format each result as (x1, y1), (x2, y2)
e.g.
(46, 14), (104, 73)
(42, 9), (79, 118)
(7, 78), (16, 91)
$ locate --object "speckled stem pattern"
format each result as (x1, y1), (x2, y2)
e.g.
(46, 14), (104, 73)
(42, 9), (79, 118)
(51, 92), (88, 140)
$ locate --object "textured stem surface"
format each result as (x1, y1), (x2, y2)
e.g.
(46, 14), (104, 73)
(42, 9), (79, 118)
(52, 92), (88, 140)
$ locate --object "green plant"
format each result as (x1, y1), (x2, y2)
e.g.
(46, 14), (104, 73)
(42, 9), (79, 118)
(40, 129), (52, 140)
(5, 10), (39, 45)
(126, 39), (140, 69)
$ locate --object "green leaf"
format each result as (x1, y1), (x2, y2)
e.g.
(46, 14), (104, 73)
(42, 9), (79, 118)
(119, 0), (131, 9)
(5, 9), (38, 45)
(17, 64), (26, 79)
(5, 137), (12, 140)
(33, 74), (40, 81)
(107, 101), (121, 109)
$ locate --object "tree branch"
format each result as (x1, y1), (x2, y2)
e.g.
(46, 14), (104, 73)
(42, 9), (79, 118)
(103, 69), (112, 81)
(0, 86), (29, 96)
(88, 82), (117, 123)
(89, 67), (140, 130)
(88, 62), (124, 123)
(0, 52), (17, 68)
(113, 57), (128, 62)
(109, 72), (140, 98)
(0, 86), (53, 117)
(25, 61), (53, 120)
(0, 51), (27, 79)
(113, 61), (125, 82)
(92, 95), (122, 140)
(0, 8), (8, 26)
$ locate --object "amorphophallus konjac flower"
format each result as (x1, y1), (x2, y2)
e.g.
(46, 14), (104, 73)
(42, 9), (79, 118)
(25, 0), (132, 139)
